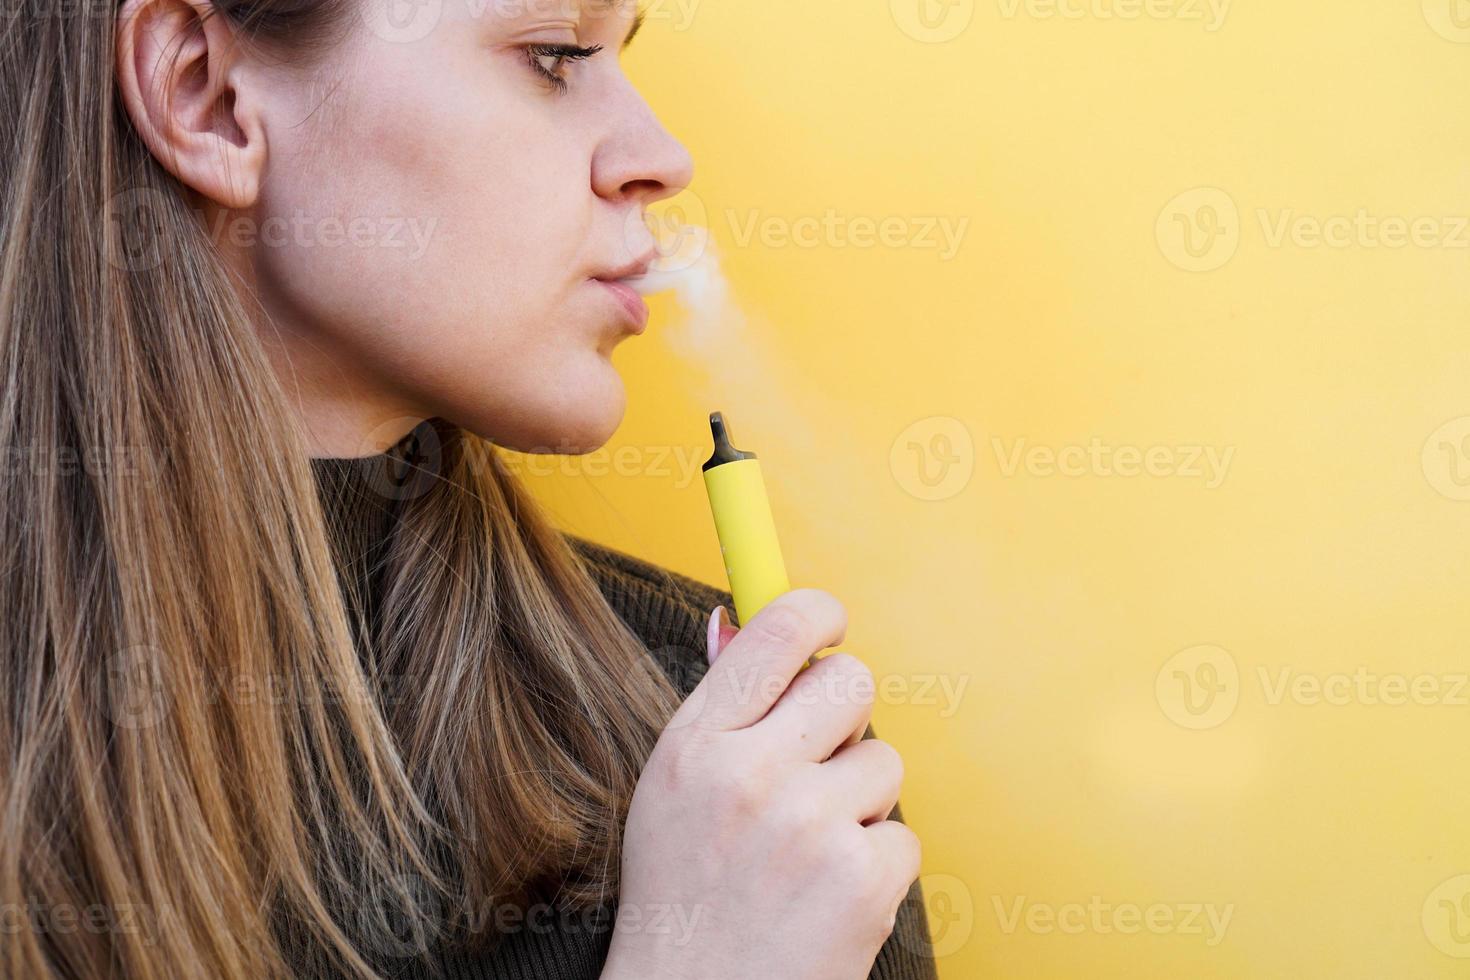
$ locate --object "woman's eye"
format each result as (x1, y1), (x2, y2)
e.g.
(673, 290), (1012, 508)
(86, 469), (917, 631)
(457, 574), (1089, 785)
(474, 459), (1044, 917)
(523, 42), (604, 94)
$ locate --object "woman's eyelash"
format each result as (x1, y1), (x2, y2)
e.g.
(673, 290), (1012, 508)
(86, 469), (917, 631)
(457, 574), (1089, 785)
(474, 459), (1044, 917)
(523, 42), (604, 94)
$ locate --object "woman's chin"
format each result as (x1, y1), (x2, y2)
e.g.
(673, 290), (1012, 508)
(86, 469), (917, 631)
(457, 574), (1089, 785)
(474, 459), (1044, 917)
(565, 361), (627, 450)
(476, 372), (627, 456)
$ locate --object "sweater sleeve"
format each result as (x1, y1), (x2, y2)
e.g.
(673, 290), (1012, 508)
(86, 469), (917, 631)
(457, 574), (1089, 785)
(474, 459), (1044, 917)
(566, 535), (942, 980)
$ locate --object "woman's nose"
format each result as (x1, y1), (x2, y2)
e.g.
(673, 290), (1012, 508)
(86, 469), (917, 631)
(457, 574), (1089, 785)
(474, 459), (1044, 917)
(591, 101), (695, 207)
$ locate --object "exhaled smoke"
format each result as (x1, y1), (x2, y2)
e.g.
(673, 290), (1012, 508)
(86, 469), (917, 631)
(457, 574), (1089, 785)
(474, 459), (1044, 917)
(625, 225), (735, 358)
(633, 226), (834, 563)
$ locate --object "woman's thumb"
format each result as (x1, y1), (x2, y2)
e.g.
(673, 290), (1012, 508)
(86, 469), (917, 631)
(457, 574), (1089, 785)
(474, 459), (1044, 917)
(706, 605), (739, 665)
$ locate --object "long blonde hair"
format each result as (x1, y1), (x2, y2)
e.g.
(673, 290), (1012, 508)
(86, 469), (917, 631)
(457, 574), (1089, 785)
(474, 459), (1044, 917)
(0, 2), (683, 976)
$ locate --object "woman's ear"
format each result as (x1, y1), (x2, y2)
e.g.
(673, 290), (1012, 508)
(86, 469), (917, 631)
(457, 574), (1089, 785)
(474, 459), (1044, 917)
(114, 0), (266, 209)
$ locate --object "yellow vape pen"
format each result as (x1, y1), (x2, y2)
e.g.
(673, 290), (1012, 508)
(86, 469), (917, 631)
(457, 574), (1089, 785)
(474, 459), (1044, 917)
(702, 411), (815, 669)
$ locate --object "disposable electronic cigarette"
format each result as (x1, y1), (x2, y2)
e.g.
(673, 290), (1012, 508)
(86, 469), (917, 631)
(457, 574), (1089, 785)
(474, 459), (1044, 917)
(701, 411), (815, 669)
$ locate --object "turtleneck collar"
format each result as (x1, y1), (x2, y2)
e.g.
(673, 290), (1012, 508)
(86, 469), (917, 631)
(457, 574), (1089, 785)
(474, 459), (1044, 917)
(309, 444), (407, 534)
(308, 437), (421, 653)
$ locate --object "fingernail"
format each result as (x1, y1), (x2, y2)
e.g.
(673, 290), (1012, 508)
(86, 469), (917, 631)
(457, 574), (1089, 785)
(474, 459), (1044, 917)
(707, 605), (728, 664)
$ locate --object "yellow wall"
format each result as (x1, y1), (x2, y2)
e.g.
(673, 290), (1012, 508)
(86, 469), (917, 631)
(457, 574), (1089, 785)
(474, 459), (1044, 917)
(516, 3), (1470, 975)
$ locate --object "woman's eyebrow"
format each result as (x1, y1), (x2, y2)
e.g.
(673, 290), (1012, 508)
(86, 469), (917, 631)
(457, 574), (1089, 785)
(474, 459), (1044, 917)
(589, 0), (646, 50)
(621, 7), (646, 49)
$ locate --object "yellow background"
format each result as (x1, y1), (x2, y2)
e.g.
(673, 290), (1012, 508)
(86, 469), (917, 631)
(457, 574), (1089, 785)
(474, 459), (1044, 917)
(516, 2), (1470, 975)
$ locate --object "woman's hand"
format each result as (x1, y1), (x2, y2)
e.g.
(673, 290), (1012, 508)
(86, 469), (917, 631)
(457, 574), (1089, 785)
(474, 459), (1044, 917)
(602, 589), (921, 980)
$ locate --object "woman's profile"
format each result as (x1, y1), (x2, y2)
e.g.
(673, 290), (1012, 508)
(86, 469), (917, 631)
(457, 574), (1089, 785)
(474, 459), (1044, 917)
(0, 0), (936, 977)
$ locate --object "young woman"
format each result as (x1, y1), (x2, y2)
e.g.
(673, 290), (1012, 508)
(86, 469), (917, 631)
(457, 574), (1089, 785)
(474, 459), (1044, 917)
(0, 0), (936, 977)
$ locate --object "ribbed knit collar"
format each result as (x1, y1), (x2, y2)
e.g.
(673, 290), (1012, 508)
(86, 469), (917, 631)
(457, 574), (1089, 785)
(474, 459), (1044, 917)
(308, 441), (417, 653)
(308, 423), (432, 549)
(309, 450), (403, 555)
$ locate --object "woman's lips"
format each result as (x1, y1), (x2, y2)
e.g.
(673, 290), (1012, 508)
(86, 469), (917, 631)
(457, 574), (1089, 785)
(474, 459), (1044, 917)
(594, 278), (649, 334)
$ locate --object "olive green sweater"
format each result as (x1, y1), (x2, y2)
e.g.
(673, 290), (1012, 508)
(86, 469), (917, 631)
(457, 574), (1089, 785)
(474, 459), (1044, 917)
(304, 450), (939, 980)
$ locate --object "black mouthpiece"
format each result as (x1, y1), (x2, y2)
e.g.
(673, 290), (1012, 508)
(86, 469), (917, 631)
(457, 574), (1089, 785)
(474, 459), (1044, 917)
(703, 411), (757, 471)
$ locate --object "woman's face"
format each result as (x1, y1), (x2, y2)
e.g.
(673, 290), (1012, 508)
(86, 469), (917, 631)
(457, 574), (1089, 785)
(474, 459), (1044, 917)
(232, 0), (692, 455)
